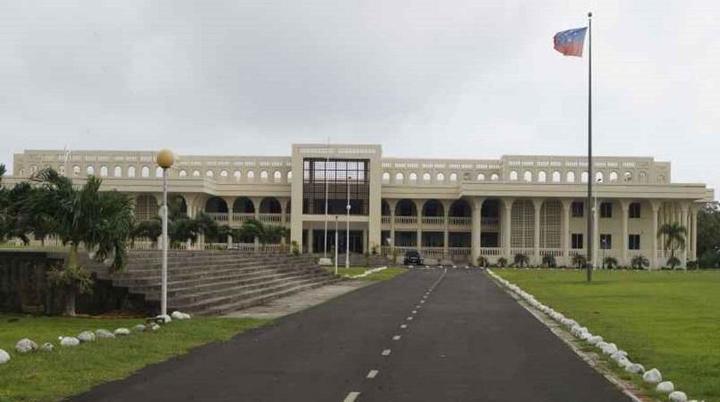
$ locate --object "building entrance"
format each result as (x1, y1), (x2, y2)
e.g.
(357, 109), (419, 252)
(311, 229), (363, 254)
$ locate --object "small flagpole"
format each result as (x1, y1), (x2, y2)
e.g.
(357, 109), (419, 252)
(586, 11), (593, 283)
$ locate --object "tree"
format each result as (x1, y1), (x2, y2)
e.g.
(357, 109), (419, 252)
(631, 255), (649, 270)
(476, 256), (489, 268)
(541, 255), (557, 268)
(513, 253), (530, 268)
(603, 256), (618, 269)
(658, 222), (687, 269)
(572, 254), (587, 269)
(31, 169), (134, 315)
(131, 219), (162, 246)
(237, 219), (289, 245)
(697, 202), (720, 268)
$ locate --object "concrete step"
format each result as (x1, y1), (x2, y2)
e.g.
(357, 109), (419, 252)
(112, 263), (320, 285)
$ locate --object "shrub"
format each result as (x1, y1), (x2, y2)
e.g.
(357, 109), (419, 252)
(476, 256), (489, 268)
(667, 256), (682, 269)
(291, 240), (300, 256)
(687, 260), (699, 270)
(497, 257), (508, 268)
(513, 253), (530, 268)
(631, 255), (649, 270)
(541, 255), (557, 268)
(603, 256), (618, 269)
(47, 263), (94, 316)
(572, 254), (587, 269)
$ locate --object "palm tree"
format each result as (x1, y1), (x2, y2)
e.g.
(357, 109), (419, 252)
(631, 255), (650, 270)
(31, 169), (134, 315)
(603, 256), (618, 269)
(572, 254), (587, 269)
(658, 222), (687, 269)
(513, 253), (530, 268)
(238, 219), (289, 246)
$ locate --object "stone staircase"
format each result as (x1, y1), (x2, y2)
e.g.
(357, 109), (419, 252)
(90, 250), (338, 315)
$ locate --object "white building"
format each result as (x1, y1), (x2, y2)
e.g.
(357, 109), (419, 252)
(7, 144), (713, 268)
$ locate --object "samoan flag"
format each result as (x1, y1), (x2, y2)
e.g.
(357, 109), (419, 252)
(553, 27), (587, 57)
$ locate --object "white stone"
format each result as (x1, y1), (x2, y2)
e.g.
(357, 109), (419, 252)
(0, 349), (10, 364)
(77, 331), (96, 342)
(656, 381), (674, 393)
(587, 335), (603, 345)
(60, 337), (80, 347)
(40, 342), (54, 352)
(643, 368), (663, 384)
(150, 323), (161, 331)
(601, 343), (618, 355)
(15, 338), (38, 353)
(114, 328), (131, 336)
(134, 324), (146, 332)
(156, 314), (172, 324)
(625, 363), (645, 374)
(668, 391), (687, 402)
(615, 357), (631, 368)
(611, 350), (628, 361)
(171, 311), (185, 320)
(96, 329), (115, 339)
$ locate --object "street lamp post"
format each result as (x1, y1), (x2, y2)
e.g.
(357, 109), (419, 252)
(346, 176), (351, 269)
(156, 149), (174, 317)
(334, 216), (339, 275)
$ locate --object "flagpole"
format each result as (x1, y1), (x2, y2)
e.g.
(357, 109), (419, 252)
(586, 11), (593, 283)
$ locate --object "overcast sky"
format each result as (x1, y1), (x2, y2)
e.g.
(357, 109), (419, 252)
(1, 1), (718, 194)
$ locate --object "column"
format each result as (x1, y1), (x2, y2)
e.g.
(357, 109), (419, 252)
(680, 204), (689, 267)
(621, 200), (630, 266)
(389, 200), (397, 251)
(651, 201), (660, 269)
(443, 200), (451, 261)
(416, 200), (423, 251)
(593, 199), (600, 268)
(533, 199), (542, 265)
(562, 200), (572, 266)
(226, 197), (234, 225)
(502, 198), (514, 260)
(471, 198), (485, 264)
(691, 206), (698, 260)
(252, 197), (261, 252)
(280, 200), (287, 245)
(362, 229), (368, 254)
(308, 226), (314, 254)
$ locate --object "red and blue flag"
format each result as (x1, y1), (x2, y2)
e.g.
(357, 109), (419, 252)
(553, 27), (587, 57)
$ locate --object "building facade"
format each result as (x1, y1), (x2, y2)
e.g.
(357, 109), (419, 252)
(7, 144), (713, 268)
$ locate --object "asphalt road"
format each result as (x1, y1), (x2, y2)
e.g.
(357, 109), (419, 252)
(69, 269), (631, 402)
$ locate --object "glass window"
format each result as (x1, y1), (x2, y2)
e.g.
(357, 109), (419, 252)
(629, 234), (641, 250)
(571, 233), (583, 249)
(600, 202), (613, 218)
(571, 201), (584, 218)
(600, 234), (612, 249)
(302, 158), (370, 215)
(629, 202), (641, 218)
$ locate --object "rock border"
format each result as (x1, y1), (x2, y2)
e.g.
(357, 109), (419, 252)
(0, 311), (191, 367)
(486, 269), (699, 402)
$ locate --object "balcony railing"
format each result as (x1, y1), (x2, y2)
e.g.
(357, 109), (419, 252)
(422, 217), (445, 225)
(381, 216), (391, 224)
(394, 216), (418, 225)
(206, 212), (229, 222)
(258, 213), (283, 224)
(232, 213), (255, 223)
(479, 247), (502, 256)
(481, 217), (499, 225)
(448, 217), (471, 226)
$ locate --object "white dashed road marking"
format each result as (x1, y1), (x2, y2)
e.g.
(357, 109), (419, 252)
(344, 391), (361, 402)
(406, 316), (413, 321)
(400, 324), (407, 329)
(392, 335), (401, 341)
(367, 369), (379, 379)
(381, 349), (391, 356)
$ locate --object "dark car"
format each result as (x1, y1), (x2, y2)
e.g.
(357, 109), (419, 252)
(403, 250), (424, 265)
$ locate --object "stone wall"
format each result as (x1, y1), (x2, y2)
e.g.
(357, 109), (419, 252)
(0, 250), (147, 315)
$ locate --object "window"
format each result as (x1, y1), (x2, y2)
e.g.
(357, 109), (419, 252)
(302, 158), (370, 215)
(629, 234), (641, 250)
(571, 201), (584, 218)
(629, 202), (641, 218)
(571, 233), (583, 249)
(600, 202), (613, 218)
(600, 234), (612, 249)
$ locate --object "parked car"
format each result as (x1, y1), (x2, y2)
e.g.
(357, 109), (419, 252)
(403, 250), (424, 265)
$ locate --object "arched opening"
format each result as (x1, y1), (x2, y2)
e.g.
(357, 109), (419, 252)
(156, 167), (163, 178)
(395, 172), (404, 183)
(135, 195), (158, 221)
(260, 171), (269, 181)
(259, 197), (282, 214)
(382, 172), (390, 183)
(422, 172), (431, 182)
(552, 171), (561, 182)
(233, 197), (255, 214)
(538, 171), (546, 182)
(509, 171), (518, 181)
(204, 197), (228, 213)
(169, 194), (188, 217)
(141, 166), (150, 177)
(206, 170), (214, 178)
(233, 171), (242, 181)
(477, 173), (485, 181)
(179, 170), (188, 177)
(395, 199), (417, 216)
(381, 200), (391, 216)
(609, 171), (619, 182)
(595, 171), (604, 183)
(422, 200), (445, 217)
(247, 170), (255, 181)
(100, 166), (108, 177)
(409, 172), (417, 182)
(114, 166), (122, 177)
(491, 173), (499, 181)
(436, 172), (445, 182)
(86, 166), (95, 176)
(192, 170), (200, 177)
(581, 171), (589, 183)
(523, 171), (532, 182)
(220, 170), (229, 178)
(449, 173), (458, 182)
(566, 171), (575, 182)
(273, 171), (282, 182)
(449, 199), (471, 217)
(127, 166), (136, 177)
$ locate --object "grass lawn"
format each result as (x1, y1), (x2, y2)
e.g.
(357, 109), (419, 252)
(0, 314), (269, 402)
(328, 266), (407, 281)
(495, 269), (720, 402)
